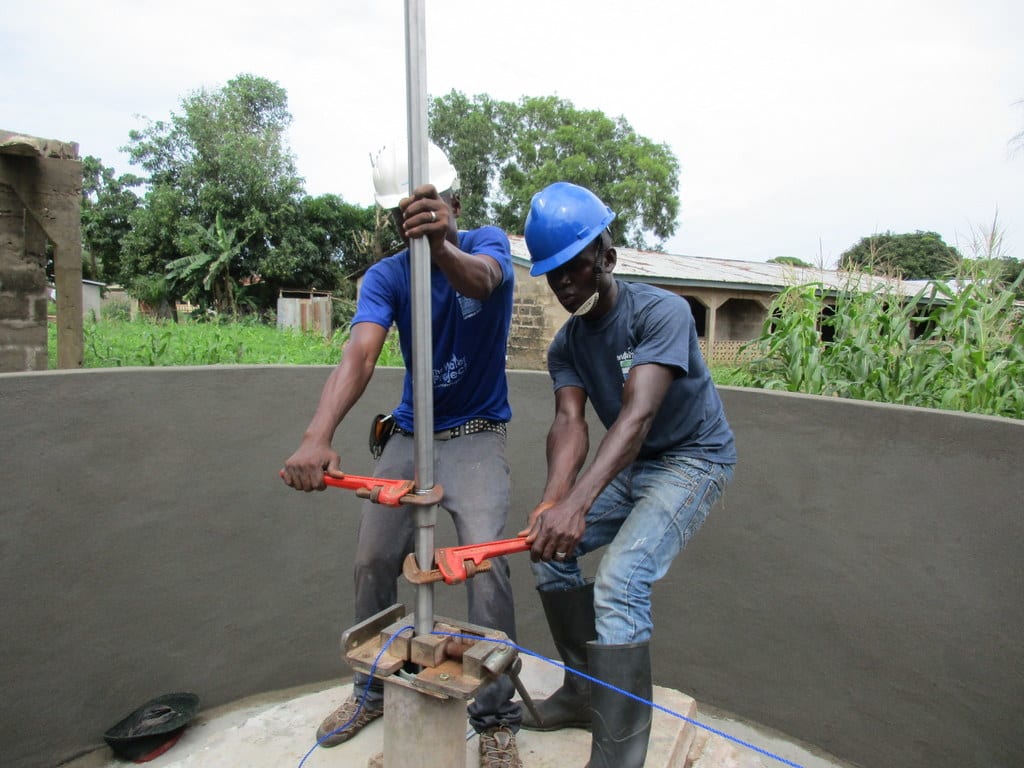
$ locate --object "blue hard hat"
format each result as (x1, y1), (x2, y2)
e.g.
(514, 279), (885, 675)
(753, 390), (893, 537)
(524, 182), (616, 276)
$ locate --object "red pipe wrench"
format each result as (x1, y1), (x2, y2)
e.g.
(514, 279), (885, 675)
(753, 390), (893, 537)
(321, 472), (416, 506)
(403, 536), (531, 585)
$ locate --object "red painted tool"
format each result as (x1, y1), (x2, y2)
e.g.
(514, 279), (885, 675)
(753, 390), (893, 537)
(279, 468), (420, 506)
(404, 536), (531, 585)
(321, 472), (416, 506)
(316, 470), (443, 507)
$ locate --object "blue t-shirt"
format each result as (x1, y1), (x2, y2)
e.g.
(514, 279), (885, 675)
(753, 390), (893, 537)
(352, 226), (514, 432)
(548, 280), (736, 463)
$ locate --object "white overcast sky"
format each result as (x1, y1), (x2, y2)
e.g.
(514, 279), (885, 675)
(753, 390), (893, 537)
(4, 0), (1022, 265)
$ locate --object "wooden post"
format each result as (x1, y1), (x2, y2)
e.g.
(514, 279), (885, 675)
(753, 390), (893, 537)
(706, 296), (720, 363)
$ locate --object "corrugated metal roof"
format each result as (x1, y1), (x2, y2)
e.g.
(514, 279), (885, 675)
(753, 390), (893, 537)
(508, 235), (937, 299)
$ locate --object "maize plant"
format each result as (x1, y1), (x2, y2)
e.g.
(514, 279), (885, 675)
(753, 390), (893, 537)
(743, 265), (1023, 420)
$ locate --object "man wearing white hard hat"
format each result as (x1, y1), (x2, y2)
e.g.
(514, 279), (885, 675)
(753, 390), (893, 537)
(281, 140), (522, 767)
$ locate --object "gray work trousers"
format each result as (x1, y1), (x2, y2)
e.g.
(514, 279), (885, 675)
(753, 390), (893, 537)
(350, 430), (522, 733)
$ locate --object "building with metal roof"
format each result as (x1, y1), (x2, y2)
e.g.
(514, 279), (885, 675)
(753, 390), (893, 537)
(506, 234), (939, 371)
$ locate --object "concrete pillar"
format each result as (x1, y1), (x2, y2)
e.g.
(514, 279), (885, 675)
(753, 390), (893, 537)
(381, 683), (466, 768)
(0, 132), (83, 370)
(0, 178), (48, 370)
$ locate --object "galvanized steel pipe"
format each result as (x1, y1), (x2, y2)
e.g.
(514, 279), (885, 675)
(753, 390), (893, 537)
(404, 0), (436, 639)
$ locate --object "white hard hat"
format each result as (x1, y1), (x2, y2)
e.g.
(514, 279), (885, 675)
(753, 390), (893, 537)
(371, 139), (460, 209)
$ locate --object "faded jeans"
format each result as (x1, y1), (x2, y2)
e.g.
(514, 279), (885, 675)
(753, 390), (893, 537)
(350, 431), (521, 733)
(532, 454), (734, 645)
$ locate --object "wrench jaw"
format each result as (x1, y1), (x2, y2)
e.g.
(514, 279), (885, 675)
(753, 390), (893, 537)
(401, 552), (493, 585)
(434, 537), (531, 584)
(322, 471), (444, 507)
(402, 537), (531, 585)
(402, 552), (439, 584)
(436, 551), (493, 584)
(355, 479), (414, 505)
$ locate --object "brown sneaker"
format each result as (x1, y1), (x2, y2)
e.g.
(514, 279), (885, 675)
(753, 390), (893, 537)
(478, 725), (522, 768)
(315, 696), (383, 747)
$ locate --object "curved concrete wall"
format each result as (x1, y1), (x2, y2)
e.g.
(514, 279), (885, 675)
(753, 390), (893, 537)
(0, 367), (1021, 768)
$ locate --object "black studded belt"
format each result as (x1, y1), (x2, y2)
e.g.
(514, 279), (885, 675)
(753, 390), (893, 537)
(394, 418), (507, 440)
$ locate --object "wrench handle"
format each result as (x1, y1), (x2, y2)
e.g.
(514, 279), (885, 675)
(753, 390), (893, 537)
(321, 474), (367, 492)
(448, 536), (530, 565)
(322, 473), (415, 506)
(435, 537), (531, 583)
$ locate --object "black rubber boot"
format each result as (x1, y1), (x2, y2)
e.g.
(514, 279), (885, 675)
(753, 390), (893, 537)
(586, 641), (653, 768)
(520, 582), (596, 731)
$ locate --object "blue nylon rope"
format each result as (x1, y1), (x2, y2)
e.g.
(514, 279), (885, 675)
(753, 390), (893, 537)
(296, 624), (414, 768)
(437, 631), (806, 768)
(298, 627), (807, 768)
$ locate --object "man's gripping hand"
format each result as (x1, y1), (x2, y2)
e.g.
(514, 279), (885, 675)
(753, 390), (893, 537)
(280, 440), (341, 492)
(398, 184), (448, 253)
(518, 500), (555, 538)
(519, 499), (586, 563)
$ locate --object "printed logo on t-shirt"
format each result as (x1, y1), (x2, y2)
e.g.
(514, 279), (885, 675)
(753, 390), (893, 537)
(435, 353), (468, 388)
(457, 294), (482, 319)
(617, 347), (633, 380)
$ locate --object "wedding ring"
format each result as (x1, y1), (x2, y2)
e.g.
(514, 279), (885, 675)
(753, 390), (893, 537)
(555, 551), (567, 559)
(429, 210), (437, 222)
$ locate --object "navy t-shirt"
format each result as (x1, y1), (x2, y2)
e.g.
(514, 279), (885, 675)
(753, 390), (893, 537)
(548, 280), (736, 463)
(352, 226), (514, 431)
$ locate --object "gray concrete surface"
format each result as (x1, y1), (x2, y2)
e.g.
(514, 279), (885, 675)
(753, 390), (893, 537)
(63, 655), (852, 768)
(1, 367), (1021, 768)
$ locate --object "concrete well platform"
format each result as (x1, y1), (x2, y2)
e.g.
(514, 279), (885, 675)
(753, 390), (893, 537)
(63, 655), (854, 768)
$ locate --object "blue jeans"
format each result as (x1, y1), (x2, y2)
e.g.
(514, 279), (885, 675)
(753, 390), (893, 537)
(532, 454), (733, 645)
(350, 431), (521, 732)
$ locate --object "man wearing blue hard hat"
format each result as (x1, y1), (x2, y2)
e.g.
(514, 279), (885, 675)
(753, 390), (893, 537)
(518, 182), (736, 768)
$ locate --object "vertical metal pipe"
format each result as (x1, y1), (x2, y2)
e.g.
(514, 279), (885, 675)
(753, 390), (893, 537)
(405, 0), (435, 638)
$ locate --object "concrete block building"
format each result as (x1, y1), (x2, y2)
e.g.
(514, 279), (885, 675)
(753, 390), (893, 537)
(506, 235), (932, 371)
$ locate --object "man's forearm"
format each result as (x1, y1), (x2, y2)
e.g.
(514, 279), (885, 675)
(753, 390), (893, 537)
(566, 410), (651, 510)
(431, 241), (500, 300)
(543, 422), (588, 502)
(303, 354), (375, 444)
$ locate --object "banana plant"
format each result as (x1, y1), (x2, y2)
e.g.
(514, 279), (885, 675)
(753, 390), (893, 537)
(166, 212), (252, 315)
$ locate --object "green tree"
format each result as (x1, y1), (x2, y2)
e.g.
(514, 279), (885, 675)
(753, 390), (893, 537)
(429, 91), (680, 250)
(268, 194), (398, 285)
(80, 156), (141, 283)
(838, 231), (961, 279)
(351, 205), (405, 271)
(119, 183), (187, 315)
(428, 90), (502, 229)
(120, 74), (318, 311)
(989, 257), (1024, 298)
(767, 256), (813, 267)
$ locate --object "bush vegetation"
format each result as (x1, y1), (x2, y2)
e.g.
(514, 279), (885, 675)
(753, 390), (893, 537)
(46, 261), (1021, 421)
(48, 317), (402, 368)
(738, 264), (1023, 419)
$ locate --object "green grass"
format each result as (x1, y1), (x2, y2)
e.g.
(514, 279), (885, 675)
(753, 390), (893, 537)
(46, 268), (1023, 422)
(709, 365), (749, 387)
(48, 317), (403, 368)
